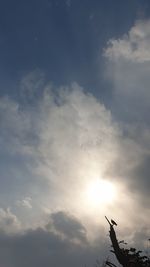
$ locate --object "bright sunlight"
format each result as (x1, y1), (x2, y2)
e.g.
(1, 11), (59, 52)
(85, 179), (116, 208)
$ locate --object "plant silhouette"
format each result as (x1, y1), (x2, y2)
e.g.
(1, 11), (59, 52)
(105, 216), (150, 267)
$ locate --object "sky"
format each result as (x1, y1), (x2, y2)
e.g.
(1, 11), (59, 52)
(0, 0), (150, 266)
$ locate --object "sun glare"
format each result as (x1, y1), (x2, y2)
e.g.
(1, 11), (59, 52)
(85, 179), (116, 208)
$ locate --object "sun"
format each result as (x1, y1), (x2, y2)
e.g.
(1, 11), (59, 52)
(85, 178), (116, 208)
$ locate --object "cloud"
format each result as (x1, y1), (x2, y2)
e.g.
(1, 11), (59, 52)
(104, 19), (150, 123)
(0, 70), (150, 261)
(104, 20), (150, 63)
(47, 211), (87, 243)
(0, 95), (33, 155)
(0, 80), (121, 222)
(17, 197), (32, 209)
(132, 226), (150, 249)
(20, 69), (45, 102)
(0, 210), (148, 267)
(0, 208), (21, 234)
(0, 211), (107, 267)
(103, 18), (150, 215)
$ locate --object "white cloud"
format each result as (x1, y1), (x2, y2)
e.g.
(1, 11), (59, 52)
(104, 20), (150, 63)
(0, 80), (122, 225)
(101, 19), (150, 233)
(0, 208), (21, 234)
(0, 95), (32, 155)
(17, 197), (32, 209)
(104, 19), (150, 122)
(0, 73), (149, 242)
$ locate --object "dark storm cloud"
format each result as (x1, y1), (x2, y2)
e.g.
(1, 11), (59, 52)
(48, 211), (87, 242)
(0, 211), (107, 267)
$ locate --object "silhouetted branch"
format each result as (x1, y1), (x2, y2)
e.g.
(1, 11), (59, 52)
(105, 216), (150, 267)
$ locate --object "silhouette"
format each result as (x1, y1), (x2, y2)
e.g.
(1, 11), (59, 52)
(105, 216), (150, 267)
(111, 219), (117, 226)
